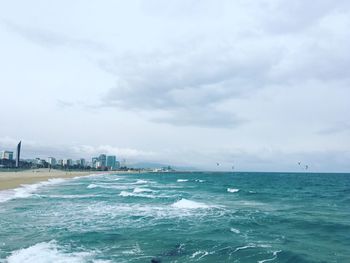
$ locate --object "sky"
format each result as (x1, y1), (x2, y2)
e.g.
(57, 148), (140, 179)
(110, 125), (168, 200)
(0, 0), (350, 172)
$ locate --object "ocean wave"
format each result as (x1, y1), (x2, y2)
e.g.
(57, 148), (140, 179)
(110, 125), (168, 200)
(233, 243), (272, 253)
(135, 180), (148, 184)
(121, 243), (142, 255)
(177, 179), (188, 182)
(195, 179), (205, 183)
(41, 194), (97, 199)
(171, 199), (209, 209)
(230, 228), (241, 234)
(258, 250), (282, 263)
(190, 250), (210, 260)
(133, 187), (154, 193)
(119, 191), (156, 199)
(86, 184), (130, 190)
(227, 188), (240, 193)
(0, 178), (67, 203)
(72, 173), (102, 180)
(4, 240), (109, 263)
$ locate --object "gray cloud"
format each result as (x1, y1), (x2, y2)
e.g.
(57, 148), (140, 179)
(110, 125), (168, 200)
(260, 0), (348, 34)
(152, 107), (245, 128)
(98, 40), (282, 127)
(317, 122), (350, 135)
(91, 1), (350, 128)
(1, 20), (110, 52)
(56, 99), (75, 109)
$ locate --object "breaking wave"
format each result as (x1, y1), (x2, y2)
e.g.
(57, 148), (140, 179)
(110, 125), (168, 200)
(0, 178), (67, 203)
(4, 240), (107, 263)
(119, 191), (156, 199)
(177, 179), (188, 182)
(171, 199), (209, 209)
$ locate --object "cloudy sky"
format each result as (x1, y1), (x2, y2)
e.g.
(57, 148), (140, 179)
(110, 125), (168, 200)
(0, 0), (349, 172)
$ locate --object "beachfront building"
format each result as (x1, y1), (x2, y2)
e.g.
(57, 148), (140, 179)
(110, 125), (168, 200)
(16, 141), (21, 168)
(95, 161), (102, 169)
(92, 157), (98, 168)
(77, 158), (86, 167)
(47, 157), (57, 166)
(63, 159), (73, 167)
(99, 154), (107, 167)
(1, 151), (14, 160)
(106, 155), (117, 170)
(91, 154), (109, 170)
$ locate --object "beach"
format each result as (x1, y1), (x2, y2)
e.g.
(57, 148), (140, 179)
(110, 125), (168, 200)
(0, 169), (99, 190)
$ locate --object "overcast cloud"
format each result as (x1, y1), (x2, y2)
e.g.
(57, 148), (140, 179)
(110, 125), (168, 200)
(0, 0), (349, 172)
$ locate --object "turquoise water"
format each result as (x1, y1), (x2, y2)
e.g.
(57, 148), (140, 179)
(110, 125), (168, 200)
(0, 172), (349, 262)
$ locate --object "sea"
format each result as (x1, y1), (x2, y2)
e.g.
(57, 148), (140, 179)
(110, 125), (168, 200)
(0, 172), (349, 263)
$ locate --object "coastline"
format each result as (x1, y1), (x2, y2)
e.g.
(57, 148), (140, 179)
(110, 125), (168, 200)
(0, 169), (111, 190)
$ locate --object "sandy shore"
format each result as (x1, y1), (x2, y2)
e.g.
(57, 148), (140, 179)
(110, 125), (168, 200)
(0, 169), (106, 190)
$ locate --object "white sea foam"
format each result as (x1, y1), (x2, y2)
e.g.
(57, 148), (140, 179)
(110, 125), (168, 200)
(43, 194), (97, 199)
(119, 191), (155, 199)
(195, 179), (205, 183)
(133, 187), (153, 193)
(0, 178), (67, 203)
(258, 250), (282, 263)
(4, 240), (103, 263)
(87, 184), (98, 189)
(177, 179), (188, 182)
(230, 228), (241, 234)
(135, 180), (148, 184)
(121, 243), (142, 255)
(233, 243), (272, 253)
(190, 250), (209, 259)
(119, 191), (134, 197)
(227, 188), (240, 193)
(233, 244), (257, 252)
(86, 184), (130, 190)
(171, 199), (209, 209)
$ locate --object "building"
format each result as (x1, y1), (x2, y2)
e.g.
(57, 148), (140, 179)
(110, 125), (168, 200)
(98, 154), (107, 168)
(1, 151), (14, 160)
(76, 158), (86, 167)
(47, 157), (57, 166)
(16, 141), (21, 168)
(63, 159), (73, 167)
(92, 157), (98, 168)
(95, 161), (102, 168)
(106, 155), (117, 170)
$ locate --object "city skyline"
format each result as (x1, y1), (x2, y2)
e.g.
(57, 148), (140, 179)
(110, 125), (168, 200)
(1, 146), (121, 172)
(0, 140), (120, 170)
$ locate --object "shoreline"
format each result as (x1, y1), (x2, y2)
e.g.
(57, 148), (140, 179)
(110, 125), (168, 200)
(0, 169), (125, 190)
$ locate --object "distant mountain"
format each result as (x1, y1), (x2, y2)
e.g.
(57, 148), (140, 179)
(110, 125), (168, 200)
(127, 162), (198, 171)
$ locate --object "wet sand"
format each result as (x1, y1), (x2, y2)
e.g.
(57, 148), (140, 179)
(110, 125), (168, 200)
(0, 169), (102, 190)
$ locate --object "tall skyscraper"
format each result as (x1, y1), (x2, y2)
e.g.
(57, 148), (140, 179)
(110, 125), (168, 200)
(76, 158), (86, 167)
(106, 155), (117, 170)
(63, 159), (73, 167)
(47, 157), (57, 166)
(92, 157), (98, 168)
(16, 141), (21, 168)
(98, 154), (107, 168)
